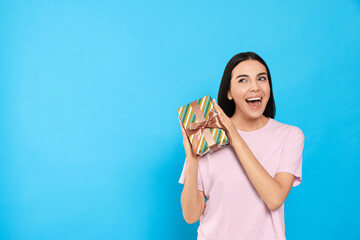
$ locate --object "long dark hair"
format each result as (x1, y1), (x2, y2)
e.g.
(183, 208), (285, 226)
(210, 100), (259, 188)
(217, 51), (276, 119)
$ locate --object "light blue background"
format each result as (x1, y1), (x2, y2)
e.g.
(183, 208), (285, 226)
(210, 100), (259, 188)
(1, 0), (359, 239)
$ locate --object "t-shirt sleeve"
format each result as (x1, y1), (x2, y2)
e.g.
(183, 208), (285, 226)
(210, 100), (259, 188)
(178, 157), (204, 191)
(276, 127), (305, 187)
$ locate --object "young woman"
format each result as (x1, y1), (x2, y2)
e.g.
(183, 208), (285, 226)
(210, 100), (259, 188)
(178, 52), (305, 240)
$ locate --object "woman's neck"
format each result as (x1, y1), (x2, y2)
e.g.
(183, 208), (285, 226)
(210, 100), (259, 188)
(230, 113), (269, 132)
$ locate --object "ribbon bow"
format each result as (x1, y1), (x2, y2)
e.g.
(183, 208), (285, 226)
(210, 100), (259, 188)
(185, 105), (224, 156)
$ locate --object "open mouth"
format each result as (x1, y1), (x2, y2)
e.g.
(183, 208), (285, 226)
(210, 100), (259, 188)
(245, 98), (262, 109)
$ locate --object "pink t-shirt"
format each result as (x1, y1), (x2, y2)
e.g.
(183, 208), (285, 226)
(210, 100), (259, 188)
(179, 117), (305, 240)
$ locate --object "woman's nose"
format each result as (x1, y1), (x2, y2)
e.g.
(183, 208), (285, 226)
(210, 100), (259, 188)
(249, 80), (260, 91)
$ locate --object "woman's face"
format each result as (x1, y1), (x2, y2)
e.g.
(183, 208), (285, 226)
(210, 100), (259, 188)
(227, 60), (271, 119)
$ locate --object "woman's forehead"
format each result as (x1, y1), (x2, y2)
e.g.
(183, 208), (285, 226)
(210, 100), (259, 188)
(232, 60), (267, 75)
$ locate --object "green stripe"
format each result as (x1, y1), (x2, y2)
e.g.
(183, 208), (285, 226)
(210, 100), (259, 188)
(201, 127), (214, 153)
(224, 135), (229, 143)
(203, 96), (210, 118)
(201, 96), (211, 153)
(190, 110), (196, 123)
(215, 129), (221, 145)
(202, 137), (208, 153)
(181, 104), (189, 122)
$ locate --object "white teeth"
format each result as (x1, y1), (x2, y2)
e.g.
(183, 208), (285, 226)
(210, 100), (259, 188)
(246, 97), (261, 101)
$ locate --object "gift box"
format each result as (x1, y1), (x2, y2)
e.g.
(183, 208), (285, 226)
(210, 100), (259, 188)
(178, 95), (230, 156)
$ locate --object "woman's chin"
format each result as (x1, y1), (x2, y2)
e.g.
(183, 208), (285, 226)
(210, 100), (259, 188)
(238, 105), (265, 119)
(244, 111), (264, 120)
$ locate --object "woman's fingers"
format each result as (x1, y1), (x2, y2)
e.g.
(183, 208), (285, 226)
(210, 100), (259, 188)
(179, 116), (188, 138)
(211, 99), (235, 145)
(212, 99), (224, 115)
(212, 99), (228, 128)
(212, 99), (224, 121)
(178, 116), (188, 141)
(178, 116), (195, 158)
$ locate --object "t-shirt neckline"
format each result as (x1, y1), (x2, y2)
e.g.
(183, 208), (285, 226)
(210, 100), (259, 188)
(236, 117), (273, 135)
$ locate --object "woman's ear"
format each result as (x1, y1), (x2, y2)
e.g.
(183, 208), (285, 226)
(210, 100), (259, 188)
(227, 90), (233, 101)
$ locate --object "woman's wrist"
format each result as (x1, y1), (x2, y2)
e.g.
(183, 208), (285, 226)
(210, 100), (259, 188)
(228, 128), (240, 145)
(186, 159), (199, 170)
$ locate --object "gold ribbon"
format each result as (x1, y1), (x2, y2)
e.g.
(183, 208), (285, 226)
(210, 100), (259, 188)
(185, 100), (224, 156)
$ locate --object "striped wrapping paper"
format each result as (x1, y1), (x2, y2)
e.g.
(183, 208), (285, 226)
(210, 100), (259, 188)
(177, 95), (230, 156)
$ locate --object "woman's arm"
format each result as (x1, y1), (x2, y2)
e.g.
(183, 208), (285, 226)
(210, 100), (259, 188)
(211, 99), (295, 211)
(230, 133), (295, 211)
(178, 116), (206, 223)
(180, 161), (206, 223)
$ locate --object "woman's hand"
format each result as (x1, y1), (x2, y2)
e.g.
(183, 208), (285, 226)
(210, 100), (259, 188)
(178, 115), (201, 166)
(211, 99), (238, 145)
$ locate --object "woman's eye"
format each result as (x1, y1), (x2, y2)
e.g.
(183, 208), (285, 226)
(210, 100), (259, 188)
(239, 79), (246, 83)
(259, 77), (266, 81)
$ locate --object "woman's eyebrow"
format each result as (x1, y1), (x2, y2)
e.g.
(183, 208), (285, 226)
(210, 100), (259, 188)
(235, 72), (267, 79)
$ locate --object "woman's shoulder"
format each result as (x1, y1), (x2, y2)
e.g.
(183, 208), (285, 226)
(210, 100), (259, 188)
(270, 118), (305, 140)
